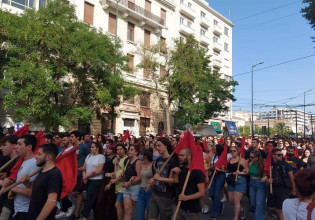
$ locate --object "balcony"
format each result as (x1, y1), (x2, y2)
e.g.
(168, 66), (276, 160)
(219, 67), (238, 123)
(200, 35), (210, 45)
(179, 23), (195, 35)
(213, 58), (222, 68)
(200, 16), (210, 28)
(213, 24), (222, 35)
(213, 40), (222, 51)
(101, 0), (165, 28)
(179, 3), (195, 19)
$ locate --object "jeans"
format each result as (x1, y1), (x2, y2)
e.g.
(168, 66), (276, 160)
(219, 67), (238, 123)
(136, 187), (152, 220)
(249, 179), (266, 220)
(81, 179), (102, 218)
(209, 172), (226, 218)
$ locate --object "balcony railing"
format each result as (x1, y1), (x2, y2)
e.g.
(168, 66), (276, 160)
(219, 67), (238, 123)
(112, 0), (164, 25)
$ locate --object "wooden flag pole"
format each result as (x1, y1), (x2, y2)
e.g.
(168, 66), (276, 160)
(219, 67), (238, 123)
(0, 156), (18, 173)
(207, 170), (216, 189)
(235, 156), (241, 182)
(0, 168), (42, 196)
(269, 166), (273, 194)
(173, 171), (191, 220)
(157, 152), (174, 175)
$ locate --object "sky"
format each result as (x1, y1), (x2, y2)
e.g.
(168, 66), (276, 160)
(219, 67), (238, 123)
(208, 0), (315, 115)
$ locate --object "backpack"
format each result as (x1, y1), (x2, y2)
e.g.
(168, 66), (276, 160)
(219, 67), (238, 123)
(306, 202), (315, 220)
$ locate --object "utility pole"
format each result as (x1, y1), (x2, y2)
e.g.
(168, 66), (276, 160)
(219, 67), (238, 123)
(295, 110), (298, 138)
(267, 113), (270, 137)
(251, 62), (264, 137)
(304, 92), (306, 138)
(311, 114), (313, 139)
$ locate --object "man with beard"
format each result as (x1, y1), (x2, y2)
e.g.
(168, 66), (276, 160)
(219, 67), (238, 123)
(285, 146), (303, 174)
(28, 143), (63, 220)
(172, 148), (205, 220)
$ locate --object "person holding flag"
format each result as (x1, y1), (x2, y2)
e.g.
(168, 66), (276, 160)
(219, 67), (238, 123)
(208, 144), (228, 220)
(171, 132), (206, 220)
(226, 144), (249, 220)
(285, 146), (303, 174)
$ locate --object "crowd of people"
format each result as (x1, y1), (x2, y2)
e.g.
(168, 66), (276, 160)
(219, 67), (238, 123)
(0, 130), (315, 220)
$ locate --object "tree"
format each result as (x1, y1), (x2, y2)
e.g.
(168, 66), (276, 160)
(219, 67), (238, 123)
(301, 0), (315, 41)
(272, 122), (292, 137)
(238, 125), (251, 136)
(168, 35), (237, 126)
(0, 0), (137, 131)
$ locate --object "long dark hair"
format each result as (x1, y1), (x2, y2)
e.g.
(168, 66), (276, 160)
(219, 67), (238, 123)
(156, 137), (173, 155)
(92, 141), (103, 154)
(250, 150), (264, 174)
(215, 144), (224, 156)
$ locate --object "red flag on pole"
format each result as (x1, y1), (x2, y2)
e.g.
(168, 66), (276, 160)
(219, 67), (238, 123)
(218, 137), (224, 145)
(240, 137), (246, 159)
(13, 124), (29, 136)
(191, 143), (206, 183)
(203, 138), (207, 151)
(55, 146), (78, 199)
(214, 144), (228, 169)
(284, 147), (300, 160)
(174, 131), (195, 154)
(122, 130), (131, 142)
(160, 129), (165, 137)
(9, 157), (23, 180)
(34, 130), (45, 154)
(264, 146), (273, 176)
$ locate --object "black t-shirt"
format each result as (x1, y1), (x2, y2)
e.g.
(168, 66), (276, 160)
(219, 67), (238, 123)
(286, 157), (303, 174)
(28, 167), (63, 220)
(245, 148), (266, 160)
(177, 167), (204, 213)
(153, 156), (178, 198)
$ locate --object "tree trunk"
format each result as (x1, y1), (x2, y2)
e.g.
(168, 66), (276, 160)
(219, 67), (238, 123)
(165, 105), (171, 135)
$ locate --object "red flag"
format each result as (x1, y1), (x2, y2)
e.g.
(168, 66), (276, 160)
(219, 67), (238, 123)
(160, 129), (165, 137)
(34, 130), (45, 154)
(174, 131), (195, 155)
(214, 144), (228, 169)
(180, 132), (184, 139)
(9, 157), (24, 180)
(190, 143), (206, 186)
(264, 146), (272, 176)
(55, 146), (78, 199)
(218, 137), (224, 145)
(240, 137), (246, 158)
(123, 130), (131, 142)
(13, 124), (29, 136)
(203, 138), (207, 151)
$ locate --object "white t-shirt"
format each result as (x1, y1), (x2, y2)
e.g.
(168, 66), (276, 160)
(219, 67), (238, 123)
(85, 154), (105, 180)
(283, 198), (315, 220)
(14, 157), (39, 213)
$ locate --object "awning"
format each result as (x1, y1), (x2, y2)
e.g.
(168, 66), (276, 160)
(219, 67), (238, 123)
(225, 121), (239, 136)
(194, 124), (218, 136)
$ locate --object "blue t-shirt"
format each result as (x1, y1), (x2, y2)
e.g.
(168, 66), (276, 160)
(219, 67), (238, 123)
(77, 143), (90, 176)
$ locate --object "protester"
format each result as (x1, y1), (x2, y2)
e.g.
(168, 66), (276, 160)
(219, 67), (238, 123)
(267, 148), (296, 220)
(80, 142), (105, 220)
(283, 169), (315, 220)
(173, 148), (205, 220)
(44, 134), (54, 144)
(245, 139), (266, 160)
(136, 147), (154, 220)
(111, 144), (128, 220)
(302, 148), (311, 168)
(201, 140), (210, 214)
(122, 144), (142, 220)
(147, 137), (178, 220)
(285, 146), (303, 174)
(94, 143), (118, 220)
(9, 135), (39, 220)
(226, 145), (248, 220)
(307, 147), (315, 170)
(209, 144), (227, 220)
(248, 150), (266, 220)
(0, 135), (19, 219)
(28, 143), (63, 220)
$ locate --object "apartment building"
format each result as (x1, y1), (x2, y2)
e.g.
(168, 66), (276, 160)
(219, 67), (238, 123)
(0, 0), (233, 136)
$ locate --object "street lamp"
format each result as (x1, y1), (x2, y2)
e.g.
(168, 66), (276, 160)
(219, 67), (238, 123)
(251, 62), (264, 137)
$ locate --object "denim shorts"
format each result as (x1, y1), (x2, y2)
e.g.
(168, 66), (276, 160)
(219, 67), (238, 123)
(123, 184), (140, 201)
(227, 175), (247, 193)
(116, 193), (123, 203)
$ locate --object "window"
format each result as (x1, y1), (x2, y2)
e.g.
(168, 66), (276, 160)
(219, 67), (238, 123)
(127, 54), (134, 73)
(213, 36), (218, 43)
(140, 92), (150, 107)
(224, 43), (229, 52)
(188, 2), (191, 8)
(140, 118), (150, 136)
(214, 19), (218, 26)
(180, 17), (184, 24)
(224, 27), (229, 36)
(84, 2), (94, 25)
(124, 119), (135, 127)
(145, 0), (151, 18)
(160, 37), (167, 54)
(200, 29), (206, 36)
(127, 22), (135, 41)
(144, 29), (150, 47)
(161, 8), (166, 25)
(124, 96), (135, 104)
(108, 13), (116, 34)
(187, 21), (192, 28)
(201, 11), (206, 18)
(143, 68), (150, 78)
(160, 65), (166, 78)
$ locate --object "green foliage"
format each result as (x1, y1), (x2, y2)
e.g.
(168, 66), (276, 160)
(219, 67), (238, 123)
(272, 122), (292, 137)
(0, 0), (137, 131)
(168, 35), (237, 126)
(301, 0), (315, 31)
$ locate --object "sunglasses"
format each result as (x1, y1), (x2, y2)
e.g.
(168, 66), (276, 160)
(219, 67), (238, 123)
(230, 150), (237, 152)
(274, 154), (283, 157)
(249, 156), (256, 159)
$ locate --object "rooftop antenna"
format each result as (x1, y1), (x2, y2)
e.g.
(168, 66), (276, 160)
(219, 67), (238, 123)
(229, 8), (231, 20)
